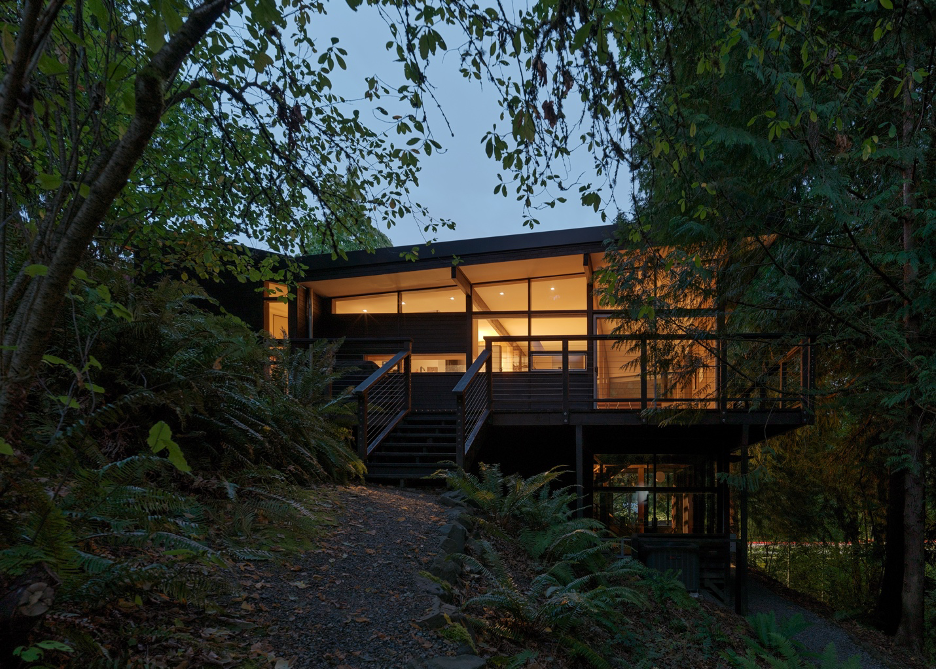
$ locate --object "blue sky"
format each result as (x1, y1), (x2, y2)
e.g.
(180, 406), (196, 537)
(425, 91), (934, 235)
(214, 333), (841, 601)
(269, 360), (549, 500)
(310, 1), (630, 247)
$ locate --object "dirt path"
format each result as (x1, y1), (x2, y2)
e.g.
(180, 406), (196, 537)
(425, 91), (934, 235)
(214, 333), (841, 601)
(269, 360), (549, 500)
(746, 578), (881, 668)
(229, 485), (461, 668)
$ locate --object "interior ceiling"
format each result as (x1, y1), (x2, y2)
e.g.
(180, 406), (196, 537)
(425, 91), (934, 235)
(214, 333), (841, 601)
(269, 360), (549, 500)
(305, 267), (454, 298)
(305, 254), (588, 298)
(462, 255), (586, 284)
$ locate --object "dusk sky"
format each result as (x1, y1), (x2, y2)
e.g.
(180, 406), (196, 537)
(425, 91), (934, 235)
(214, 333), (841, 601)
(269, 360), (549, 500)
(310, 2), (630, 248)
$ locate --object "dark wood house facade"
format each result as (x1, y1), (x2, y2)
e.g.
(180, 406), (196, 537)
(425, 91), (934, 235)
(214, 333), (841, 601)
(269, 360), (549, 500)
(250, 225), (815, 613)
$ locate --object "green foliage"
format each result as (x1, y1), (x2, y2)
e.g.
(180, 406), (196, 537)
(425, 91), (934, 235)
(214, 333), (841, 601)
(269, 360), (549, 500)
(438, 622), (476, 652)
(13, 640), (73, 664)
(0, 274), (360, 641)
(489, 649), (537, 668)
(434, 463), (570, 529)
(723, 612), (861, 669)
(464, 538), (647, 644)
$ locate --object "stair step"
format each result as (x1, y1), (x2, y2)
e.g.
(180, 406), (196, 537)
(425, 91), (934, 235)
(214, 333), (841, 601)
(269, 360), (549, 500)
(362, 411), (459, 481)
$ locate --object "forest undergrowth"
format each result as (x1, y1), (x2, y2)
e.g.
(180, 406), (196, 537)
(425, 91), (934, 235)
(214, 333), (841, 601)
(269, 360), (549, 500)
(433, 465), (750, 668)
(0, 270), (363, 666)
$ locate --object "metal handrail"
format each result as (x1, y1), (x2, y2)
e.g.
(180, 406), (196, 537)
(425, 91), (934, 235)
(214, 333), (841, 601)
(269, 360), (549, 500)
(482, 334), (815, 418)
(453, 349), (492, 467)
(354, 348), (412, 458)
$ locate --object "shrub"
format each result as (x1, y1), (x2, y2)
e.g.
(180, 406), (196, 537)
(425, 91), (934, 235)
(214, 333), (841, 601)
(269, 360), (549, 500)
(0, 273), (361, 659)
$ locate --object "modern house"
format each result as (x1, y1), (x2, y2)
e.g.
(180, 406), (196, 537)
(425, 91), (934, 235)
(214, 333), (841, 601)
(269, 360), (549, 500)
(233, 224), (815, 613)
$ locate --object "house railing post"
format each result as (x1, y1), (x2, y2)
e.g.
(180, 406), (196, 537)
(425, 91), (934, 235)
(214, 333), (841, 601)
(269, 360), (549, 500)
(640, 337), (648, 412)
(486, 338), (494, 410)
(562, 339), (570, 420)
(357, 391), (368, 460)
(455, 391), (466, 469)
(404, 349), (412, 412)
(485, 343), (493, 411)
(719, 337), (728, 416)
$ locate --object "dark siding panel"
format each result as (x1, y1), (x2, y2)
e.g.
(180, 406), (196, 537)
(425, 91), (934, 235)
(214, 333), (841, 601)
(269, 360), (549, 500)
(295, 285), (309, 338)
(317, 314), (466, 354)
(412, 373), (461, 410)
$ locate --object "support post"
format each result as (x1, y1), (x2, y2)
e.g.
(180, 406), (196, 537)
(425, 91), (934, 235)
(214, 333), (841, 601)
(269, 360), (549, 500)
(486, 339), (494, 410)
(562, 339), (570, 420)
(404, 352), (412, 412)
(575, 425), (584, 519)
(640, 337), (648, 412)
(735, 424), (750, 615)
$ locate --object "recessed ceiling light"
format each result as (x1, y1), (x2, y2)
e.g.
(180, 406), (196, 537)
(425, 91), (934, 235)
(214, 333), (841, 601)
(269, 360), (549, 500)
(499, 292), (504, 295)
(450, 296), (454, 300)
(362, 309), (367, 312)
(550, 287), (555, 290)
(401, 302), (405, 305)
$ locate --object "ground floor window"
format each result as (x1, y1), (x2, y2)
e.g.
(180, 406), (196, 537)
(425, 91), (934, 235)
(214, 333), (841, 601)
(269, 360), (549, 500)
(592, 453), (719, 535)
(263, 282), (289, 339)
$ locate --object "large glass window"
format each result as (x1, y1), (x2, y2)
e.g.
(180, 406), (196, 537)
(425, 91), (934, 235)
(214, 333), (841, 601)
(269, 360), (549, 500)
(365, 353), (466, 373)
(592, 453), (718, 535)
(474, 318), (528, 371)
(473, 281), (528, 312)
(531, 275), (586, 310)
(263, 282), (289, 338)
(333, 293), (398, 314)
(595, 317), (717, 407)
(402, 287), (465, 313)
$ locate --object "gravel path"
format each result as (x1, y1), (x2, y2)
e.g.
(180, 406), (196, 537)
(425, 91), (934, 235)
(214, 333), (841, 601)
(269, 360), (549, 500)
(747, 579), (881, 668)
(231, 485), (460, 668)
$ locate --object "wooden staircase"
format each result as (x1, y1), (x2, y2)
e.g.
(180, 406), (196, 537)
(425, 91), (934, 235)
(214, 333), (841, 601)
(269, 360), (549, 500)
(364, 411), (458, 482)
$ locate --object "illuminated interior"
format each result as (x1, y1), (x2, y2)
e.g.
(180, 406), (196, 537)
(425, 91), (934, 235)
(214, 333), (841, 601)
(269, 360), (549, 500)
(333, 292), (398, 314)
(474, 318), (528, 371)
(401, 287), (465, 313)
(472, 280), (528, 312)
(531, 275), (586, 310)
(592, 453), (717, 535)
(365, 353), (466, 373)
(595, 317), (717, 408)
(263, 282), (289, 339)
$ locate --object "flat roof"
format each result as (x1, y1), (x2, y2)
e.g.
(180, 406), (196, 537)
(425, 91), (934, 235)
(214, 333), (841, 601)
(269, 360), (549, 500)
(298, 224), (616, 281)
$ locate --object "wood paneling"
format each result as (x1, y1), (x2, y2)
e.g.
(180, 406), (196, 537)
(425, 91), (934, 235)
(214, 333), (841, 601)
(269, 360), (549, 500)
(317, 313), (466, 354)
(412, 373), (462, 410)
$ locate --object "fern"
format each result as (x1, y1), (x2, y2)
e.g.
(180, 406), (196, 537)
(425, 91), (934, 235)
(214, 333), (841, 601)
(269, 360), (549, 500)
(723, 612), (861, 669)
(0, 274), (363, 640)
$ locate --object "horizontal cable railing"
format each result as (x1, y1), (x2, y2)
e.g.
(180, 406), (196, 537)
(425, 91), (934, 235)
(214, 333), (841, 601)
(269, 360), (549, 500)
(353, 348), (411, 458)
(483, 334), (815, 417)
(288, 338), (413, 400)
(453, 349), (491, 467)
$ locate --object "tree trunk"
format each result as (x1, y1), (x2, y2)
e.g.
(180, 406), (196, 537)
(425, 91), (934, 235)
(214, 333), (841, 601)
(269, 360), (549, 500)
(893, 46), (925, 652)
(0, 0), (230, 442)
(875, 468), (905, 634)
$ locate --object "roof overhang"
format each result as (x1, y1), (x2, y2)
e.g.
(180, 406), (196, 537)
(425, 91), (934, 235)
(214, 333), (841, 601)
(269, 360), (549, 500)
(299, 225), (615, 296)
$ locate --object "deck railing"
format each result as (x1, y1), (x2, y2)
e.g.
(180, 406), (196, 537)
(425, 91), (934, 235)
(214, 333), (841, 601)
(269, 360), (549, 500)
(452, 348), (491, 467)
(353, 347), (412, 458)
(480, 334), (814, 417)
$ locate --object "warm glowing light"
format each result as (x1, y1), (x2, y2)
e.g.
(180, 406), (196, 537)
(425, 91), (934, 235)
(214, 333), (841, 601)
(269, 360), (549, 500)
(550, 287), (555, 290)
(362, 309), (368, 312)
(401, 302), (405, 305)
(499, 292), (504, 295)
